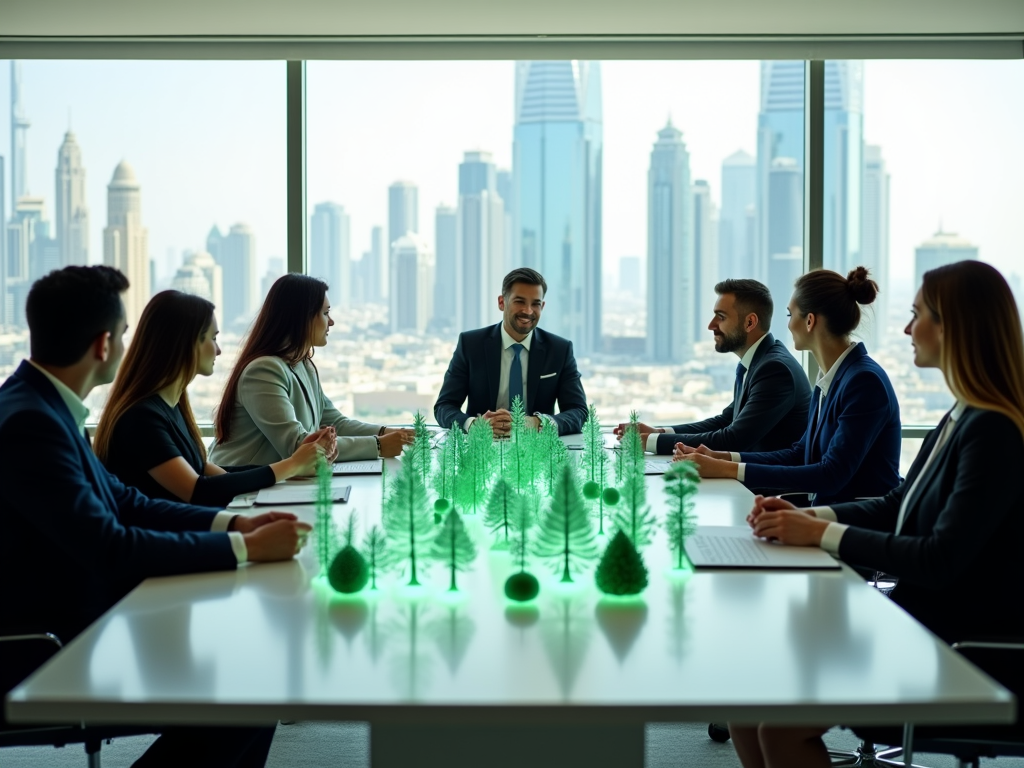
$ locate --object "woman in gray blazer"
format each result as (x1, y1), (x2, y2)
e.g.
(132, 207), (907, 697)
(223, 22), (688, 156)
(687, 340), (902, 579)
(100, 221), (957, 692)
(210, 275), (414, 466)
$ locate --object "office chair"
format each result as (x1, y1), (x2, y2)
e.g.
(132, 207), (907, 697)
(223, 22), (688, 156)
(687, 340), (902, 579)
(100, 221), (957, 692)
(0, 630), (154, 767)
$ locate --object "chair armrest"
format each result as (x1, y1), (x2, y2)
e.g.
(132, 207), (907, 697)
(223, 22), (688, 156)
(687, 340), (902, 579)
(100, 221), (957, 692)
(0, 632), (64, 698)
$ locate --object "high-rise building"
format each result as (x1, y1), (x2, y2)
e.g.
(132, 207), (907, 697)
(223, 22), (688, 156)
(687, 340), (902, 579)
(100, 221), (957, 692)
(513, 60), (603, 353)
(389, 234), (434, 334)
(388, 181), (418, 300)
(693, 180), (719, 341)
(102, 161), (149, 326)
(496, 168), (514, 274)
(5, 196), (56, 326)
(766, 157), (803, 308)
(861, 144), (890, 346)
(206, 225), (223, 263)
(647, 120), (693, 364)
(914, 230), (978, 289)
(55, 131), (89, 267)
(171, 250), (224, 321)
(618, 256), (642, 297)
(10, 62), (30, 206)
(719, 149), (756, 280)
(433, 205), (457, 331)
(363, 226), (384, 303)
(456, 151), (505, 331)
(219, 223), (257, 328)
(310, 202), (351, 307)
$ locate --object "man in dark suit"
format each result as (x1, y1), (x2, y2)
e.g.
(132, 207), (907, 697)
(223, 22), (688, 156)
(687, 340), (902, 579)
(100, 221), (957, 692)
(615, 279), (810, 455)
(434, 267), (588, 436)
(0, 266), (310, 767)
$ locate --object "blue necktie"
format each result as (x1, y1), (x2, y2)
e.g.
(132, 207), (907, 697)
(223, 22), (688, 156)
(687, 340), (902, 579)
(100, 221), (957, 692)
(509, 343), (525, 409)
(734, 362), (745, 405)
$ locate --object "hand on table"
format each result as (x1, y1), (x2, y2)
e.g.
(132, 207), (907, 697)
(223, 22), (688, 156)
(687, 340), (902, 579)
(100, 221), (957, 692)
(613, 421), (660, 440)
(237, 512), (313, 561)
(671, 444), (738, 478)
(747, 495), (828, 546)
(284, 440), (326, 478)
(378, 429), (415, 457)
(482, 409), (513, 437)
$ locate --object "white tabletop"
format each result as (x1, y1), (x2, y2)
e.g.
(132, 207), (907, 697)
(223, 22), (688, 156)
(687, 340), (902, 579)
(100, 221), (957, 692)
(7, 455), (1014, 729)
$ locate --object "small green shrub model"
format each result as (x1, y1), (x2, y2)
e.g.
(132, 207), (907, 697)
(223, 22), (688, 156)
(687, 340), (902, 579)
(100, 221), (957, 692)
(595, 530), (649, 596)
(328, 513), (370, 594)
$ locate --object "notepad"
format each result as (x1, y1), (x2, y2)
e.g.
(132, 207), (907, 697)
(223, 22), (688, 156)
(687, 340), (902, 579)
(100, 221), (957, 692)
(332, 460), (384, 475)
(254, 484), (351, 505)
(684, 526), (840, 569)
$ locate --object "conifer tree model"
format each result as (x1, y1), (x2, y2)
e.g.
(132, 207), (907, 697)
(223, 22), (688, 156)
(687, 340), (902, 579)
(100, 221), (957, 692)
(663, 461), (700, 570)
(483, 477), (518, 548)
(538, 417), (569, 496)
(382, 449), (434, 586)
(363, 524), (390, 590)
(508, 395), (539, 493)
(329, 512), (371, 593)
(613, 416), (657, 549)
(431, 425), (462, 514)
(314, 455), (339, 575)
(595, 529), (649, 596)
(534, 463), (599, 583)
(429, 508), (478, 591)
(455, 417), (494, 514)
(505, 493), (541, 601)
(407, 410), (434, 488)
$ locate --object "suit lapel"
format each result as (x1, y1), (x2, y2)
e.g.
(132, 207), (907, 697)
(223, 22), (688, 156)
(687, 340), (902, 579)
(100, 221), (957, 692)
(900, 409), (959, 532)
(738, 334), (774, 411)
(526, 329), (547, 415)
(809, 344), (866, 458)
(485, 324), (502, 410)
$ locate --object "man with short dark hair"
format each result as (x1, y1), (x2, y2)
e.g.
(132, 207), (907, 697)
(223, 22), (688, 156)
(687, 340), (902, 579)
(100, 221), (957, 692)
(615, 278), (811, 455)
(0, 266), (309, 767)
(434, 267), (588, 436)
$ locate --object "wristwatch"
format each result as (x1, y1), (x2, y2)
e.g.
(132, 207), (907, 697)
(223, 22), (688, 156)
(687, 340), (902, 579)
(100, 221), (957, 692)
(374, 435), (382, 457)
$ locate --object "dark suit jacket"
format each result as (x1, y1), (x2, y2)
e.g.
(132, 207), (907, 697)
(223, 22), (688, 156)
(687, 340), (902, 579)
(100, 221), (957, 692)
(434, 324), (588, 436)
(0, 361), (238, 642)
(740, 343), (901, 505)
(654, 333), (811, 454)
(832, 407), (1024, 643)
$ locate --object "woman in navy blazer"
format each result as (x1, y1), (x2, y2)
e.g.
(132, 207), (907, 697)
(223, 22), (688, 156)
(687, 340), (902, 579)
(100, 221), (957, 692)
(675, 267), (901, 505)
(729, 260), (1024, 767)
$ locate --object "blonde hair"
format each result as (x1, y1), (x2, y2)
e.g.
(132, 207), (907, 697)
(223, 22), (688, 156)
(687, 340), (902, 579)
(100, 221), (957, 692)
(921, 260), (1024, 439)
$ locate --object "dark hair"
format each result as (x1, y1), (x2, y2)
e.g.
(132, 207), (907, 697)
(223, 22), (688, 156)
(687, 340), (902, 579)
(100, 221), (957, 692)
(95, 291), (215, 464)
(216, 274), (328, 442)
(715, 278), (774, 331)
(792, 266), (878, 338)
(502, 267), (547, 298)
(26, 266), (130, 366)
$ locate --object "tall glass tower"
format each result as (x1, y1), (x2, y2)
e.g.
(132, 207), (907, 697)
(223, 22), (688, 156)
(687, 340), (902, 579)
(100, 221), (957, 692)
(512, 61), (603, 353)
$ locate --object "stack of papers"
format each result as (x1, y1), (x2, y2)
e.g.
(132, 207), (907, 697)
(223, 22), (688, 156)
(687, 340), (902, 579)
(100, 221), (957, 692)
(255, 483), (351, 505)
(332, 459), (384, 475)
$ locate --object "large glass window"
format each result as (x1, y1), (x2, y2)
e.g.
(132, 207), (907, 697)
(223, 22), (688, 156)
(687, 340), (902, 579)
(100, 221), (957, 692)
(0, 60), (286, 421)
(307, 60), (801, 426)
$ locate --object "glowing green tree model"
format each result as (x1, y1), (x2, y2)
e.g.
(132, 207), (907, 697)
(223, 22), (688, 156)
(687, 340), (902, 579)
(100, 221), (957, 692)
(431, 426), (463, 515)
(483, 477), (518, 549)
(613, 416), (657, 549)
(314, 455), (339, 575)
(538, 417), (569, 496)
(595, 530), (649, 595)
(429, 508), (478, 591)
(407, 410), (434, 488)
(454, 417), (495, 514)
(329, 512), (371, 593)
(381, 450), (434, 586)
(579, 404), (611, 533)
(505, 493), (540, 601)
(663, 461), (700, 570)
(363, 524), (390, 590)
(534, 463), (599, 583)
(508, 395), (539, 494)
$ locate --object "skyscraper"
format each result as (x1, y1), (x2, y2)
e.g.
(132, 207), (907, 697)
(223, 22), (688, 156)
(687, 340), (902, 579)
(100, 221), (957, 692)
(390, 234), (434, 334)
(719, 149), (756, 280)
(10, 62), (30, 206)
(618, 256), (642, 297)
(456, 151), (505, 331)
(692, 180), (718, 342)
(861, 144), (890, 346)
(219, 223), (257, 327)
(310, 202), (351, 307)
(388, 181), (418, 301)
(55, 130), (89, 267)
(914, 230), (978, 289)
(433, 205), (457, 331)
(512, 60), (603, 353)
(206, 225), (224, 263)
(766, 157), (803, 308)
(102, 161), (149, 326)
(365, 226), (384, 303)
(171, 250), (224, 320)
(646, 120), (693, 364)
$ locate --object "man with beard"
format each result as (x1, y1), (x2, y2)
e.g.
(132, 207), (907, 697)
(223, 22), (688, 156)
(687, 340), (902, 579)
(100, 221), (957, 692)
(615, 279), (810, 455)
(434, 267), (588, 436)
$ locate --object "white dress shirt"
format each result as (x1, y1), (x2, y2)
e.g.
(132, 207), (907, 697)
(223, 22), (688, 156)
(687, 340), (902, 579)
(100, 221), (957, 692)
(465, 327), (551, 431)
(27, 359), (248, 564)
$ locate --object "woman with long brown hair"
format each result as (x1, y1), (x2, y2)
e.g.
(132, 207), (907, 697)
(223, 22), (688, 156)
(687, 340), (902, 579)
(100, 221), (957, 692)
(95, 290), (323, 507)
(210, 274), (414, 466)
(729, 260), (1024, 767)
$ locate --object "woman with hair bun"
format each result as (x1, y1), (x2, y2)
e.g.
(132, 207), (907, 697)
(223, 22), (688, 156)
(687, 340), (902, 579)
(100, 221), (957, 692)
(675, 266), (901, 505)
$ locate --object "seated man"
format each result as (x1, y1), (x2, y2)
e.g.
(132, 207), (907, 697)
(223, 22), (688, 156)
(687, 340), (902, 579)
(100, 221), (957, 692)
(0, 266), (310, 768)
(434, 267), (588, 436)
(616, 279), (810, 455)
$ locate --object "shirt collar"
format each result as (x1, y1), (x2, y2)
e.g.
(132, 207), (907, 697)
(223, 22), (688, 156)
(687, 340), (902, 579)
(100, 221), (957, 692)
(816, 342), (859, 397)
(950, 399), (968, 422)
(28, 359), (90, 432)
(501, 324), (533, 352)
(738, 333), (769, 371)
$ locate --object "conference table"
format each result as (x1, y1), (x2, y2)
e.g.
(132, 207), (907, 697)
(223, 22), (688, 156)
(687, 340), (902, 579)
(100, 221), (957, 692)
(6, 445), (1015, 768)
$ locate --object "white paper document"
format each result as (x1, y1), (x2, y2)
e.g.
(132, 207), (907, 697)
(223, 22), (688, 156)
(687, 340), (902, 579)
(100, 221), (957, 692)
(255, 483), (351, 505)
(643, 458), (674, 475)
(685, 526), (841, 569)
(332, 459), (384, 475)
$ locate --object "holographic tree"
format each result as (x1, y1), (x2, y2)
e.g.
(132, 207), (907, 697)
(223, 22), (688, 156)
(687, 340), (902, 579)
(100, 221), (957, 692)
(483, 477), (518, 549)
(407, 410), (434, 488)
(663, 461), (700, 570)
(431, 425), (463, 516)
(329, 511), (370, 594)
(534, 463), (599, 583)
(454, 418), (494, 514)
(538, 417), (569, 496)
(314, 455), (340, 576)
(613, 415), (657, 549)
(429, 508), (478, 592)
(363, 524), (391, 591)
(505, 493), (541, 601)
(595, 530), (649, 596)
(381, 448), (434, 586)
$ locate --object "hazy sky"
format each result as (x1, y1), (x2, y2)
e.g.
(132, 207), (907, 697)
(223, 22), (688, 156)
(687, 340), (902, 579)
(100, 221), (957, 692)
(3, 58), (1022, 294)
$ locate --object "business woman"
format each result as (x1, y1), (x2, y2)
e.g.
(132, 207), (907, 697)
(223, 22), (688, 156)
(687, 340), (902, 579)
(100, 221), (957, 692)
(674, 267), (901, 505)
(210, 274), (414, 466)
(729, 260), (1024, 768)
(95, 291), (324, 508)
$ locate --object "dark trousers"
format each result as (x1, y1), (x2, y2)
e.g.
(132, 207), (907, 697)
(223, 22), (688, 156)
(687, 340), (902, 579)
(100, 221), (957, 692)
(132, 724), (276, 768)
